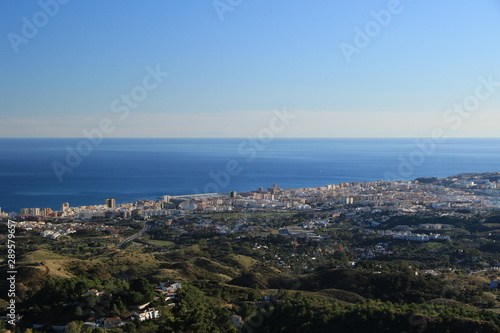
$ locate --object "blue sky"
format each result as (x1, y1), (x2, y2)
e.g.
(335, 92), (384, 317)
(1, 0), (500, 137)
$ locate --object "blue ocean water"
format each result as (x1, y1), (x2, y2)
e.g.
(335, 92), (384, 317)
(0, 138), (499, 212)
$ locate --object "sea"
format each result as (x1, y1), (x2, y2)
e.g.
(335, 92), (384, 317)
(1, 138), (499, 213)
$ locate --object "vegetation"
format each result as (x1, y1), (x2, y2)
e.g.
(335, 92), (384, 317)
(2, 210), (500, 332)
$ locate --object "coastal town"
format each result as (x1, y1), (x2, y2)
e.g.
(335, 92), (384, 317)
(9, 173), (500, 220)
(7, 172), (500, 245)
(2, 172), (500, 331)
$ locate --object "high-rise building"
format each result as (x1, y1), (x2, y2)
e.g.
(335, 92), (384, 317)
(105, 198), (116, 208)
(41, 208), (55, 217)
(20, 208), (41, 216)
(60, 202), (70, 212)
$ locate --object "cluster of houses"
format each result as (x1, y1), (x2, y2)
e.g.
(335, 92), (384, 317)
(375, 229), (451, 242)
(40, 229), (74, 239)
(15, 220), (131, 241)
(80, 282), (181, 329)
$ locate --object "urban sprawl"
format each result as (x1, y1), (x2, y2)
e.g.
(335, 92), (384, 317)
(7, 173), (500, 244)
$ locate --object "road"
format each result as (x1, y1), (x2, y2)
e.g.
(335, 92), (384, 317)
(116, 221), (152, 248)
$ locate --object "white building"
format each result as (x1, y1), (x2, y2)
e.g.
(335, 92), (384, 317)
(134, 308), (160, 321)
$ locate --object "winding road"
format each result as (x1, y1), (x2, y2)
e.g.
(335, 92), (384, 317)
(116, 221), (152, 248)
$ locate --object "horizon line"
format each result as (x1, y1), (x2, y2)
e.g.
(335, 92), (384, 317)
(1, 137), (500, 140)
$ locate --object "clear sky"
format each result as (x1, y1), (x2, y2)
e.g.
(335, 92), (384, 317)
(1, 0), (500, 138)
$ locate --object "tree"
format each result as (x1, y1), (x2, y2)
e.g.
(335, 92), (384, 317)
(241, 302), (258, 320)
(66, 321), (83, 333)
(85, 294), (99, 308)
(124, 322), (137, 333)
(170, 285), (233, 332)
(130, 277), (154, 302)
(74, 306), (83, 317)
(131, 278), (151, 294)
